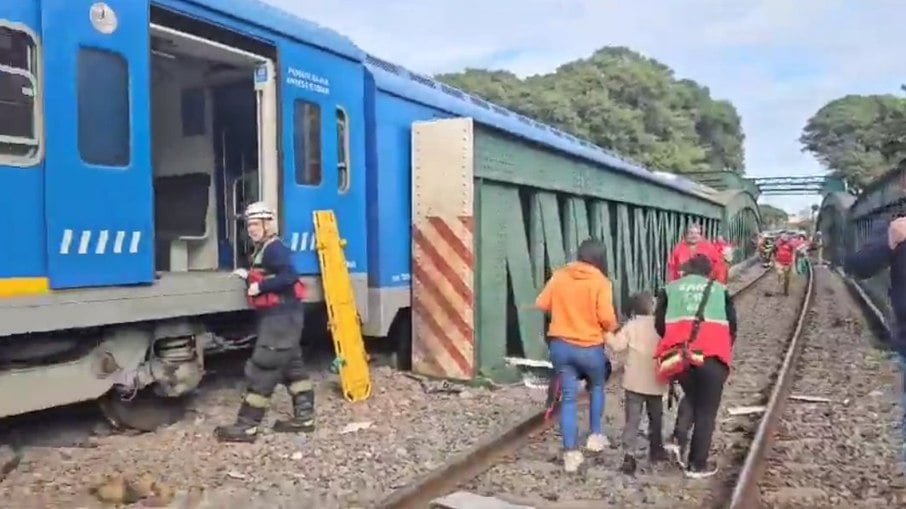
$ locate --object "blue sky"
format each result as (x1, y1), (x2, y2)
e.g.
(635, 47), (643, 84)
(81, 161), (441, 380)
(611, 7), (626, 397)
(267, 0), (906, 214)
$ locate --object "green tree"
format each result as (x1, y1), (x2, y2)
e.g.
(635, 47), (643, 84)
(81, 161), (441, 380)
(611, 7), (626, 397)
(758, 204), (788, 229)
(435, 47), (746, 175)
(800, 92), (906, 190)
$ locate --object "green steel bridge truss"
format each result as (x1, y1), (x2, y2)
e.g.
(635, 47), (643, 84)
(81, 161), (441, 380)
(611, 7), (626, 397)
(466, 127), (761, 380)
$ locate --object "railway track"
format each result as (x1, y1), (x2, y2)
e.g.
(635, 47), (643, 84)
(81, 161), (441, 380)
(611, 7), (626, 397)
(376, 264), (814, 509)
(754, 267), (906, 508)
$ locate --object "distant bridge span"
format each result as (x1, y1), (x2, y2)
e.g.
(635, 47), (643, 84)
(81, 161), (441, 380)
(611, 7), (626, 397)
(744, 175), (845, 195)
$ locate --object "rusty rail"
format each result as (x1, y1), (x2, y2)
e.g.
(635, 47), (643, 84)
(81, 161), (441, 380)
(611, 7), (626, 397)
(376, 267), (771, 509)
(728, 262), (815, 509)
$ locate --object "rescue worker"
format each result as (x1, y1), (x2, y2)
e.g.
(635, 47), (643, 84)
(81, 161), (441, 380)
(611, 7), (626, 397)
(655, 255), (737, 478)
(712, 235), (733, 281)
(794, 233), (809, 274)
(214, 201), (315, 443)
(813, 231), (824, 265)
(535, 239), (618, 473)
(759, 234), (776, 267)
(772, 233), (796, 296)
(667, 224), (725, 283)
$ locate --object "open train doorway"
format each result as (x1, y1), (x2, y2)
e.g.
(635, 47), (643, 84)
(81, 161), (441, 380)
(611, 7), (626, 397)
(149, 23), (277, 274)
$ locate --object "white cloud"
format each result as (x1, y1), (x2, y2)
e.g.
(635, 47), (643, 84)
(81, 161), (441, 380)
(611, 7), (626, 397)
(266, 0), (906, 213)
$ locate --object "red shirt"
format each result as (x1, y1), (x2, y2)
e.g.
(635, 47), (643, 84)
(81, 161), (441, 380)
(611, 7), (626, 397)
(774, 240), (795, 265)
(667, 241), (726, 283)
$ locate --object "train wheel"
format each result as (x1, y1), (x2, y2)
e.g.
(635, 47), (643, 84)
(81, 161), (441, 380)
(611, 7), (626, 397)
(98, 389), (187, 433)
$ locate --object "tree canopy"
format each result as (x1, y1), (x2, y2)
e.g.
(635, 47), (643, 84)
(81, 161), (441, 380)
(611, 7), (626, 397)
(800, 90), (906, 190)
(758, 204), (789, 228)
(435, 47), (746, 175)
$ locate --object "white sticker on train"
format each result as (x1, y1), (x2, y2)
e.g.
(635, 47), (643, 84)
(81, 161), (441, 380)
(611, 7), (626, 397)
(286, 67), (330, 95)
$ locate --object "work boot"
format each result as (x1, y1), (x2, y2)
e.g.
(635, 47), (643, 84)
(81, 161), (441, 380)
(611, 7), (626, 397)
(273, 390), (315, 433)
(214, 400), (265, 443)
(620, 454), (637, 475)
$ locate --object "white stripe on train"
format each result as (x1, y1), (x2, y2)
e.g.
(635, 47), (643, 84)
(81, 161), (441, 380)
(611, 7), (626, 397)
(59, 229), (142, 255)
(56, 229), (355, 268)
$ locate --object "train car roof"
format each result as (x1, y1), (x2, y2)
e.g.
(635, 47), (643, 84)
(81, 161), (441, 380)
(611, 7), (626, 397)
(181, 0), (364, 60)
(365, 54), (721, 204)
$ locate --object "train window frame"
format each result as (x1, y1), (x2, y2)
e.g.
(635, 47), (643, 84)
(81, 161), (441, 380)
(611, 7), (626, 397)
(0, 22), (43, 168)
(77, 47), (131, 168)
(336, 106), (350, 194)
(293, 99), (322, 186)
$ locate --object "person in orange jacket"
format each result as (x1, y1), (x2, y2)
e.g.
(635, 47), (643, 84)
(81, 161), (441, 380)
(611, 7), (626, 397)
(667, 224), (725, 283)
(536, 239), (618, 473)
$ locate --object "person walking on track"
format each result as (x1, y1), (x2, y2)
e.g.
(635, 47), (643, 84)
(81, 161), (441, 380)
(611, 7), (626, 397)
(654, 254), (738, 478)
(535, 239), (618, 472)
(607, 291), (669, 475)
(773, 233), (796, 295)
(214, 201), (315, 443)
(667, 224), (726, 283)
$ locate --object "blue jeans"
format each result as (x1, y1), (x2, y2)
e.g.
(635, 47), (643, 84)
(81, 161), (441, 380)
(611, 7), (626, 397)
(549, 339), (608, 450)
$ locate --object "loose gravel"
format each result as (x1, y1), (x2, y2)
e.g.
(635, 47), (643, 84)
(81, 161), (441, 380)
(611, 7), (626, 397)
(758, 267), (906, 508)
(460, 265), (809, 508)
(0, 364), (544, 508)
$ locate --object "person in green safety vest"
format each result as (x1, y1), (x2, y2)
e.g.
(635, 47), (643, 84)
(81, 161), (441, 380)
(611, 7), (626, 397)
(654, 254), (738, 479)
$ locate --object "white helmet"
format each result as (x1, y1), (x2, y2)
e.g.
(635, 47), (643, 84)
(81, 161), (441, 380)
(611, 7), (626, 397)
(244, 201), (276, 221)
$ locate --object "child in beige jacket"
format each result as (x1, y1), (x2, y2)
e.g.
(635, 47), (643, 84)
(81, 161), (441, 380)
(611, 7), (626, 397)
(607, 292), (669, 475)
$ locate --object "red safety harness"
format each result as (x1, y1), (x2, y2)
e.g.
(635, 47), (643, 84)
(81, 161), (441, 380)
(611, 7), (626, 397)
(247, 237), (307, 309)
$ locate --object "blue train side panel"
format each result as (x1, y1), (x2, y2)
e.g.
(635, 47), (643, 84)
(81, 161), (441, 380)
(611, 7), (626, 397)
(277, 42), (367, 276)
(364, 71), (380, 287)
(367, 80), (452, 289)
(0, 2), (47, 281)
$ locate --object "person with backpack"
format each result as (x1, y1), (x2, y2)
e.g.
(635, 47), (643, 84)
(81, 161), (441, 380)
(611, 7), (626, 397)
(654, 254), (738, 478)
(535, 239), (618, 473)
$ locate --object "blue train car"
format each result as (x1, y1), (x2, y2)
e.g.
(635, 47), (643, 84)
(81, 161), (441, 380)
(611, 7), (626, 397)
(0, 0), (369, 421)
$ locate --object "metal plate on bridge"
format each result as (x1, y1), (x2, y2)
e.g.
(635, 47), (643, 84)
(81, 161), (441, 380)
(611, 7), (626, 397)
(432, 491), (536, 509)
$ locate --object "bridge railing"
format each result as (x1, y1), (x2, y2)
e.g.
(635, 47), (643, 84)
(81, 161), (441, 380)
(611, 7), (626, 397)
(818, 165), (906, 336)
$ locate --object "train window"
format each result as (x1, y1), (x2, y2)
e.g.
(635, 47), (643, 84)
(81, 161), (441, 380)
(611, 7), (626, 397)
(293, 100), (322, 186)
(336, 107), (350, 193)
(77, 48), (130, 167)
(0, 25), (40, 164)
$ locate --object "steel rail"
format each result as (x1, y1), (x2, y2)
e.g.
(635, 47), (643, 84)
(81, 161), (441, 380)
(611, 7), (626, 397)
(376, 267), (771, 509)
(727, 261), (815, 509)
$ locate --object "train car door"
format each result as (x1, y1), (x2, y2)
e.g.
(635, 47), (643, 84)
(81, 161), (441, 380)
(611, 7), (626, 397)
(41, 0), (154, 289)
(279, 56), (332, 276)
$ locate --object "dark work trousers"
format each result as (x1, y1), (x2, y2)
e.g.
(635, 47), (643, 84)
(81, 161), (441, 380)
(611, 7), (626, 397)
(241, 306), (309, 422)
(672, 357), (729, 469)
(622, 390), (664, 454)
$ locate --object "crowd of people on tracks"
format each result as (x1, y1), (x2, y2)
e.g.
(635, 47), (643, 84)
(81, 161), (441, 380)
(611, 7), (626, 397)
(535, 224), (780, 478)
(755, 230), (812, 295)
